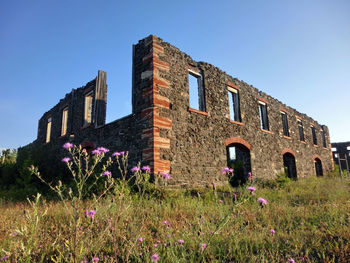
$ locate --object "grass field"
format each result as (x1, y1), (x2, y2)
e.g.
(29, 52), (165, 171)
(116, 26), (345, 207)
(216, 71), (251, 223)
(0, 174), (349, 263)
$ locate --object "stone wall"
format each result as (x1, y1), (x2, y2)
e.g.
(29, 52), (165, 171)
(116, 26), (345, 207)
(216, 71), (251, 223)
(154, 36), (333, 187)
(19, 35), (333, 187)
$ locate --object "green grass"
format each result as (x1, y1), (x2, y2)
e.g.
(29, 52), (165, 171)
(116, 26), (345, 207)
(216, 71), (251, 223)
(1, 176), (350, 262)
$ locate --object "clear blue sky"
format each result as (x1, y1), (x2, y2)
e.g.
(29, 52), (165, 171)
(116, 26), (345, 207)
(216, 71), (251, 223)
(0, 0), (349, 149)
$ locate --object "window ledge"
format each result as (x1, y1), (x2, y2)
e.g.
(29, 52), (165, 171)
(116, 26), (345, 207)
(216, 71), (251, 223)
(283, 135), (292, 140)
(188, 107), (209, 116)
(300, 141), (306, 144)
(313, 144), (319, 148)
(323, 147), (329, 150)
(260, 129), (273, 134)
(229, 120), (244, 126)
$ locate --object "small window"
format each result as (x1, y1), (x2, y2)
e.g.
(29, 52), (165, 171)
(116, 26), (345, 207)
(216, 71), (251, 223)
(188, 70), (206, 112)
(311, 126), (317, 145)
(84, 92), (93, 126)
(228, 87), (241, 122)
(347, 146), (350, 151)
(331, 147), (337, 152)
(297, 119), (305, 141)
(228, 146), (236, 161)
(334, 153), (339, 158)
(281, 112), (290, 137)
(321, 127), (327, 148)
(46, 117), (52, 143)
(258, 101), (269, 131)
(61, 108), (68, 136)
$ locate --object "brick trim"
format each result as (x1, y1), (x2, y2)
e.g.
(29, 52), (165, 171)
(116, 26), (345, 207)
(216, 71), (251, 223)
(258, 97), (268, 104)
(227, 81), (240, 90)
(283, 135), (292, 140)
(313, 154), (322, 162)
(280, 108), (287, 113)
(188, 107), (209, 116)
(225, 137), (251, 150)
(282, 148), (296, 157)
(229, 120), (244, 126)
(141, 36), (172, 174)
(296, 115), (302, 120)
(260, 129), (273, 134)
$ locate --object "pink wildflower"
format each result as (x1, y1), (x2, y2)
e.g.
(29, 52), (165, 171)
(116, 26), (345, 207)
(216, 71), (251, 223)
(92, 257), (99, 262)
(247, 186), (256, 192)
(219, 200), (223, 203)
(0, 256), (9, 261)
(151, 254), (160, 262)
(120, 151), (125, 155)
(178, 239), (184, 244)
(163, 220), (169, 226)
(139, 252), (142, 257)
(97, 147), (109, 153)
(141, 166), (151, 172)
(270, 229), (275, 234)
(212, 182), (216, 190)
(153, 244), (157, 248)
(103, 171), (112, 176)
(63, 142), (73, 150)
(131, 166), (140, 173)
(288, 258), (296, 263)
(138, 237), (144, 243)
(112, 152), (121, 156)
(62, 157), (70, 163)
(161, 172), (170, 179)
(248, 172), (252, 178)
(11, 232), (18, 236)
(91, 149), (100, 155)
(84, 210), (96, 219)
(201, 243), (207, 252)
(257, 197), (268, 206)
(222, 167), (231, 174)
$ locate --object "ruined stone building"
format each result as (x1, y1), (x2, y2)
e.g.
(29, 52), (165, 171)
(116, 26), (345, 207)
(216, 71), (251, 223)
(331, 142), (350, 172)
(21, 35), (334, 187)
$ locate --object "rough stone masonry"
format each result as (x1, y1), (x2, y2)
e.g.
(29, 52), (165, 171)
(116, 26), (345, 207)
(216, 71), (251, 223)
(19, 35), (334, 187)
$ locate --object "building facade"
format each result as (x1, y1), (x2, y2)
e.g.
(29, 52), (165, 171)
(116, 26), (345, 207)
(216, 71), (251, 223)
(20, 35), (334, 187)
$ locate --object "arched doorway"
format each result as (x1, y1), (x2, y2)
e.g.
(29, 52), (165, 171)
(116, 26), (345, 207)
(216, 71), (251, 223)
(283, 151), (297, 179)
(314, 157), (323, 176)
(225, 138), (252, 186)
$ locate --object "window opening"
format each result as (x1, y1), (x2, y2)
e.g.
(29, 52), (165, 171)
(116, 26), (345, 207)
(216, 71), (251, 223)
(281, 112), (290, 137)
(311, 126), (317, 145)
(321, 127), (327, 148)
(314, 158), (323, 176)
(188, 70), (206, 112)
(283, 152), (297, 179)
(258, 101), (269, 131)
(297, 119), (305, 141)
(61, 108), (68, 136)
(228, 87), (241, 122)
(84, 91), (93, 126)
(226, 144), (251, 186)
(46, 117), (52, 143)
